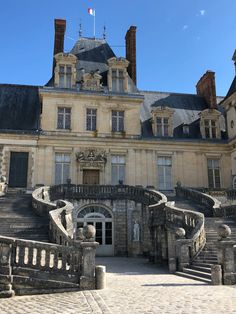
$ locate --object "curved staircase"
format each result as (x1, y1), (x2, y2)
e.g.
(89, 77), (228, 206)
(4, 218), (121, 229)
(175, 213), (236, 283)
(0, 191), (49, 242)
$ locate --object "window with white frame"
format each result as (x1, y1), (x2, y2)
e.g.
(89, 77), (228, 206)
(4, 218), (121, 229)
(57, 107), (71, 130)
(156, 117), (169, 137)
(157, 157), (172, 190)
(112, 110), (124, 132)
(111, 155), (125, 185)
(207, 159), (221, 188)
(86, 108), (97, 131)
(204, 119), (217, 139)
(112, 69), (124, 93)
(59, 65), (72, 88)
(55, 153), (71, 185)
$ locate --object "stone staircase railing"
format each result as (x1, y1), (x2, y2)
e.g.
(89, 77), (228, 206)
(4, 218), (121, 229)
(165, 202), (205, 272)
(175, 185), (221, 217)
(0, 233), (98, 297)
(32, 186), (74, 245)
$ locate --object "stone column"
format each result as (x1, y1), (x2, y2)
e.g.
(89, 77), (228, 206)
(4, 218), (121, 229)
(0, 242), (15, 298)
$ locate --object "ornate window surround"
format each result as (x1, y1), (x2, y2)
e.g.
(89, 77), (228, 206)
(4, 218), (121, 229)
(151, 106), (174, 137)
(54, 53), (77, 89)
(107, 57), (129, 93)
(199, 109), (221, 139)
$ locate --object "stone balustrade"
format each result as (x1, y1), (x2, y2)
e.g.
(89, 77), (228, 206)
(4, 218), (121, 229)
(175, 185), (221, 217)
(0, 230), (99, 296)
(165, 202), (205, 272)
(32, 186), (74, 245)
(49, 184), (165, 206)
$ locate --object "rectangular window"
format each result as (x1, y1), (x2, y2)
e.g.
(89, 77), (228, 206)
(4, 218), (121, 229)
(55, 153), (71, 185)
(111, 69), (124, 92)
(204, 119), (217, 139)
(207, 159), (221, 188)
(156, 117), (169, 137)
(58, 65), (72, 89)
(57, 107), (71, 130)
(111, 155), (125, 185)
(86, 108), (97, 131)
(157, 157), (172, 190)
(112, 110), (124, 132)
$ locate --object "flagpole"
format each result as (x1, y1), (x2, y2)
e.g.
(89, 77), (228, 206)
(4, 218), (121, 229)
(94, 10), (96, 38)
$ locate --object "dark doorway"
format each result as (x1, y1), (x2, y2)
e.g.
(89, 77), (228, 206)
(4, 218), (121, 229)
(9, 152), (29, 187)
(83, 170), (99, 185)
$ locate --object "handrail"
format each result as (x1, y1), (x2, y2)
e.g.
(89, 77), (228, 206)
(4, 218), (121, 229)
(165, 202), (205, 260)
(176, 185), (221, 216)
(0, 234), (81, 274)
(32, 186), (74, 245)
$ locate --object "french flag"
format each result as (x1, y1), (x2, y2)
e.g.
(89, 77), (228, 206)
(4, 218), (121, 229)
(88, 8), (95, 16)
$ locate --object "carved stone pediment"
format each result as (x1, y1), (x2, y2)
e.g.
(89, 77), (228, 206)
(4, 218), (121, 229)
(81, 72), (103, 91)
(76, 149), (107, 170)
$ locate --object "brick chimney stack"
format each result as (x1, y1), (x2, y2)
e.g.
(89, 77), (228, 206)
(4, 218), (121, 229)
(52, 19), (66, 74)
(125, 26), (137, 85)
(196, 71), (217, 109)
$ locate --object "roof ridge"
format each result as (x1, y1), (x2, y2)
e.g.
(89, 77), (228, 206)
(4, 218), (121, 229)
(0, 83), (40, 88)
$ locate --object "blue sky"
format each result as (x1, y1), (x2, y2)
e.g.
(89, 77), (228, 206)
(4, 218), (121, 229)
(0, 0), (236, 95)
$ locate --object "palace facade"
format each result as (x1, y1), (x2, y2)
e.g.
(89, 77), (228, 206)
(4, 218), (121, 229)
(0, 19), (236, 255)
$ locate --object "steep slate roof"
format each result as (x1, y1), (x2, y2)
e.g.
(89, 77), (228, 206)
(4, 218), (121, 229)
(141, 91), (225, 139)
(225, 76), (236, 100)
(0, 84), (40, 131)
(47, 37), (138, 93)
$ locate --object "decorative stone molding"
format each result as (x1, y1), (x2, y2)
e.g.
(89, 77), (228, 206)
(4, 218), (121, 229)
(76, 149), (107, 170)
(151, 106), (174, 137)
(81, 71), (103, 91)
(107, 57), (129, 93)
(54, 52), (77, 89)
(199, 108), (222, 139)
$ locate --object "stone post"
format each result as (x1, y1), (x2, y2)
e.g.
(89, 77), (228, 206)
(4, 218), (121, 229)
(80, 242), (99, 290)
(176, 240), (190, 271)
(95, 265), (106, 289)
(0, 241), (15, 298)
(211, 265), (222, 285)
(167, 229), (177, 273)
(217, 224), (236, 285)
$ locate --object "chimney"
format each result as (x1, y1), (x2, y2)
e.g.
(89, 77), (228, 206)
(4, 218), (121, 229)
(196, 71), (217, 109)
(125, 26), (137, 85)
(232, 49), (236, 74)
(52, 19), (66, 74)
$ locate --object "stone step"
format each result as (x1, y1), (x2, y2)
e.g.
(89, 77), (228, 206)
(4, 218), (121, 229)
(182, 267), (211, 279)
(191, 262), (214, 268)
(189, 265), (211, 273)
(175, 271), (211, 284)
(194, 259), (218, 264)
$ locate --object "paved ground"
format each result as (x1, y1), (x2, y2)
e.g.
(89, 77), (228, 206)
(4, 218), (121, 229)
(1, 257), (236, 314)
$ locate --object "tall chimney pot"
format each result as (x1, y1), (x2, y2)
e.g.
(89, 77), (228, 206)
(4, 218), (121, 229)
(52, 19), (66, 74)
(125, 26), (137, 85)
(196, 71), (217, 109)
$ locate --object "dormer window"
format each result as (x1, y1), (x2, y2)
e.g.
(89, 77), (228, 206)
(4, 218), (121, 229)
(59, 65), (72, 88)
(156, 117), (169, 137)
(183, 124), (190, 135)
(112, 69), (124, 93)
(151, 106), (174, 137)
(107, 57), (129, 93)
(204, 119), (216, 138)
(200, 109), (221, 139)
(54, 53), (77, 89)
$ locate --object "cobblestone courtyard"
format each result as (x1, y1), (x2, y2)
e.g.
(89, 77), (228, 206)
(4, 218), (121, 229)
(1, 257), (236, 314)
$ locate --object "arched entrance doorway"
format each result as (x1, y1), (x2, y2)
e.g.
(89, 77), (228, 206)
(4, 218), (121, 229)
(77, 204), (114, 256)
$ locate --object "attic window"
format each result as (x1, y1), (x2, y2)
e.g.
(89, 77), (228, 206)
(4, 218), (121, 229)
(59, 65), (72, 88)
(156, 117), (169, 137)
(183, 124), (189, 135)
(112, 69), (124, 93)
(204, 119), (216, 138)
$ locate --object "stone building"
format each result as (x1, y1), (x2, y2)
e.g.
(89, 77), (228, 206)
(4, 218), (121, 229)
(0, 19), (235, 256)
